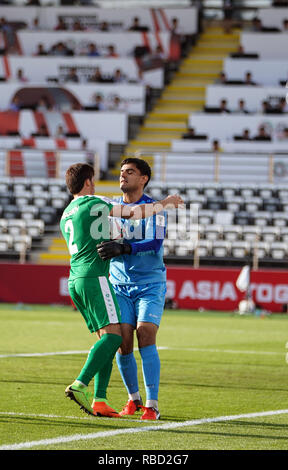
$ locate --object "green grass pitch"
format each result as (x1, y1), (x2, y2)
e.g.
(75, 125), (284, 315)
(0, 303), (288, 450)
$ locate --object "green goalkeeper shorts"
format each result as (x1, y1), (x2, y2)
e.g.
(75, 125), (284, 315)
(68, 276), (121, 333)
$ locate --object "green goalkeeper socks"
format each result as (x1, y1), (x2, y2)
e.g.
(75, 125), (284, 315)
(77, 333), (122, 387)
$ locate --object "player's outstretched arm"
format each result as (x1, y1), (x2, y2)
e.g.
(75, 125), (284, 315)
(109, 194), (184, 220)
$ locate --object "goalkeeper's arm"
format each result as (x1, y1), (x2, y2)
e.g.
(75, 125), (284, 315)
(109, 194), (183, 220)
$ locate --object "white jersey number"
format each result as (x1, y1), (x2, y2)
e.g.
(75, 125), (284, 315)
(65, 219), (78, 255)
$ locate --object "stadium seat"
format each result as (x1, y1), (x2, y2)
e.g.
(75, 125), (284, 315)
(261, 227), (280, 242)
(7, 219), (26, 235)
(252, 241), (270, 259)
(222, 225), (243, 241)
(239, 185), (255, 198)
(20, 205), (39, 220)
(272, 212), (288, 227)
(243, 197), (262, 213)
(15, 192), (33, 207)
(175, 240), (192, 256)
(0, 234), (13, 251)
(206, 196), (225, 211)
(196, 240), (212, 257)
(198, 209), (214, 225)
(0, 219), (7, 233)
(253, 211), (271, 227)
(242, 226), (261, 242)
(212, 240), (231, 257)
(263, 198), (280, 212)
(26, 220), (45, 237)
(3, 205), (20, 219)
(234, 211), (253, 226)
(204, 224), (223, 241)
(13, 234), (32, 252)
(280, 228), (288, 243)
(269, 242), (287, 259)
(231, 241), (251, 258)
(226, 196), (243, 212)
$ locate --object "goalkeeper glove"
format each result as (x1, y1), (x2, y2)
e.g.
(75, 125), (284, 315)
(97, 240), (132, 260)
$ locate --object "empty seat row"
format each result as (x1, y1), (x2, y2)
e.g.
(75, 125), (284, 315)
(166, 223), (288, 243)
(0, 193), (69, 209)
(147, 183), (288, 200)
(0, 205), (58, 224)
(0, 218), (44, 237)
(164, 238), (288, 260)
(0, 234), (32, 253)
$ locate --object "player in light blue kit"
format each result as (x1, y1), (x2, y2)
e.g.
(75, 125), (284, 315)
(97, 158), (168, 420)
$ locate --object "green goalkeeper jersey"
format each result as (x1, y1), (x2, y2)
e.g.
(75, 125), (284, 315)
(60, 195), (114, 280)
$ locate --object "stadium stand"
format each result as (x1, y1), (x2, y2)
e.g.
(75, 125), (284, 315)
(0, 0), (287, 273)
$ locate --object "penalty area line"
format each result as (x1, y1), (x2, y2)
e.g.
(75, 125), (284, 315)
(1, 408), (288, 450)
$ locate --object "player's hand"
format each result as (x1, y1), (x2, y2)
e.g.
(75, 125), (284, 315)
(161, 194), (184, 209)
(97, 240), (132, 260)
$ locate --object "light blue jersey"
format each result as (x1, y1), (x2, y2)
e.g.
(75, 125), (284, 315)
(109, 194), (167, 286)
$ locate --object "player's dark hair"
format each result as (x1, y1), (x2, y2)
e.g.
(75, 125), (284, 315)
(65, 163), (94, 195)
(120, 157), (151, 188)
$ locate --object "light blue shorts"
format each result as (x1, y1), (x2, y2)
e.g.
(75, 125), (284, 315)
(112, 282), (166, 327)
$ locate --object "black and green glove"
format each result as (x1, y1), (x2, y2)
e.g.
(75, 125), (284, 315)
(97, 240), (132, 260)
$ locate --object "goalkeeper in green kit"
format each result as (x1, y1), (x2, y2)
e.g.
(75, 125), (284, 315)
(60, 163), (183, 417)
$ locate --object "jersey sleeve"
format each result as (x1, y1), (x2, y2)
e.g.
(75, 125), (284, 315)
(128, 211), (167, 255)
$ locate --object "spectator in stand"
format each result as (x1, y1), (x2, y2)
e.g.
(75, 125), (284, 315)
(242, 129), (251, 140)
(55, 124), (66, 138)
(16, 68), (28, 83)
(50, 42), (74, 57)
(283, 19), (288, 32)
(112, 69), (126, 83)
(278, 97), (288, 113)
(128, 17), (149, 32)
(99, 21), (109, 31)
(219, 99), (230, 113)
(65, 67), (79, 83)
(89, 67), (106, 83)
(31, 124), (49, 137)
(87, 42), (100, 57)
(260, 100), (272, 114)
(8, 96), (21, 112)
(215, 71), (227, 84)
(234, 129), (251, 140)
(253, 125), (271, 141)
(31, 17), (40, 30)
(108, 95), (127, 112)
(182, 128), (196, 139)
(250, 17), (263, 32)
(279, 127), (288, 140)
(244, 71), (257, 86)
(235, 99), (249, 114)
(36, 96), (49, 112)
(54, 18), (67, 31)
(212, 139), (222, 152)
(73, 20), (85, 31)
(91, 94), (106, 111)
(34, 43), (48, 56)
(105, 45), (118, 58)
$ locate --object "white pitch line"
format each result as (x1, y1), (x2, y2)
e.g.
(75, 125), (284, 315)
(1, 408), (288, 450)
(0, 347), (284, 359)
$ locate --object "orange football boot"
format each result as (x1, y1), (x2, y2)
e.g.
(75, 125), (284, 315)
(92, 399), (121, 418)
(119, 398), (143, 416)
(140, 406), (161, 420)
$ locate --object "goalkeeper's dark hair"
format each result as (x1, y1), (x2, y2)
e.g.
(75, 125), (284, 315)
(65, 163), (94, 195)
(120, 157), (151, 188)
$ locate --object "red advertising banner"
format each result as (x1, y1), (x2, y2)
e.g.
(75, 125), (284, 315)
(0, 263), (287, 312)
